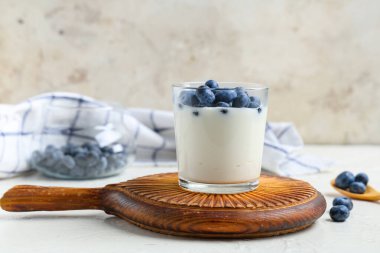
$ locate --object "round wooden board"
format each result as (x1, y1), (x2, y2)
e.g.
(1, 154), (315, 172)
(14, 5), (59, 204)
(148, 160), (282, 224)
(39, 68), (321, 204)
(103, 173), (326, 238)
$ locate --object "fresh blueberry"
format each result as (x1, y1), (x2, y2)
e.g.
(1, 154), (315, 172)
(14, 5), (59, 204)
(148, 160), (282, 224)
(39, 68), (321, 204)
(96, 157), (108, 172)
(257, 107), (262, 113)
(45, 145), (56, 153)
(195, 85), (215, 106)
(72, 146), (87, 156)
(61, 143), (76, 155)
(87, 150), (100, 167)
(333, 197), (353, 210)
(349, 182), (366, 194)
(102, 146), (114, 155)
(179, 90), (196, 106)
(62, 155), (76, 169)
(329, 205), (350, 222)
(232, 94), (250, 108)
(214, 90), (237, 103)
(235, 87), (247, 96)
(190, 94), (204, 107)
(215, 102), (230, 107)
(248, 96), (261, 108)
(43, 148), (62, 167)
(31, 150), (43, 165)
(335, 171), (355, 189)
(205, 80), (219, 89)
(193, 111), (199, 116)
(355, 173), (369, 185)
(74, 153), (89, 168)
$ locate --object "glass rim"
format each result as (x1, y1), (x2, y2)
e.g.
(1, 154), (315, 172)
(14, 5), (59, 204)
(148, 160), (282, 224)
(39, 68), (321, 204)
(172, 82), (269, 91)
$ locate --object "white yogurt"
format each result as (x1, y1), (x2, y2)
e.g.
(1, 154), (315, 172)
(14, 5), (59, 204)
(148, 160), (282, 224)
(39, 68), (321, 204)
(174, 105), (267, 184)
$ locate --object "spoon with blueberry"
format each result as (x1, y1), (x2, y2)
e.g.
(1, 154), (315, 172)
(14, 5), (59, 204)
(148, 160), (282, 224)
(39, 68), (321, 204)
(331, 171), (380, 201)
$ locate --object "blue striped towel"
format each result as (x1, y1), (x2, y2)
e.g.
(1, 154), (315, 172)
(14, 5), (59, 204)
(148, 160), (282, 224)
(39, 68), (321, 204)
(0, 92), (332, 178)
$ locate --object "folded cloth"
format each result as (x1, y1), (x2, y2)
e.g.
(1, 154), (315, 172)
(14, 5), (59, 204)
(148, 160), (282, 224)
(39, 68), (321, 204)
(0, 92), (332, 178)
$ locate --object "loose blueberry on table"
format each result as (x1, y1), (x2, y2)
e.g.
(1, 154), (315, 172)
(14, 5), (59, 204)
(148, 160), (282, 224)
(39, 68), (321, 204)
(332, 197), (353, 210)
(329, 205), (350, 222)
(178, 80), (263, 114)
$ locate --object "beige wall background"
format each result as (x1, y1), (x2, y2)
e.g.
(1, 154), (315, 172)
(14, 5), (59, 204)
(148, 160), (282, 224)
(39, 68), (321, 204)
(0, 0), (379, 144)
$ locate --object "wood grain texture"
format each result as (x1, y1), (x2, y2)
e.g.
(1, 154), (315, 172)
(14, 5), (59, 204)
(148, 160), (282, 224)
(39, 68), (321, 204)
(1, 185), (103, 211)
(103, 173), (326, 238)
(0, 173), (326, 238)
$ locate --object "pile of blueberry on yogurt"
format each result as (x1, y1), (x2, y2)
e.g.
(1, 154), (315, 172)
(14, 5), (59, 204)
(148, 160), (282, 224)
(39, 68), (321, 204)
(31, 142), (130, 179)
(177, 80), (263, 113)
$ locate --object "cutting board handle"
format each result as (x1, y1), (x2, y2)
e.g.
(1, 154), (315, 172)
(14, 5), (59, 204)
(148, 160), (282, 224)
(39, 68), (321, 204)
(0, 185), (103, 212)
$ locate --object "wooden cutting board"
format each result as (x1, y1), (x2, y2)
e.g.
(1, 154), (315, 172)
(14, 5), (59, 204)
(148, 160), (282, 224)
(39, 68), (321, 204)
(1, 173), (326, 238)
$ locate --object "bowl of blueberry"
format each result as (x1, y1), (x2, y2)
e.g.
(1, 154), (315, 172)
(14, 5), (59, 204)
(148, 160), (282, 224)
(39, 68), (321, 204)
(30, 104), (135, 179)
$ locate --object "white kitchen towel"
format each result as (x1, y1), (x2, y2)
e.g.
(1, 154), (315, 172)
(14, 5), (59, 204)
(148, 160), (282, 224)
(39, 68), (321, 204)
(0, 92), (332, 178)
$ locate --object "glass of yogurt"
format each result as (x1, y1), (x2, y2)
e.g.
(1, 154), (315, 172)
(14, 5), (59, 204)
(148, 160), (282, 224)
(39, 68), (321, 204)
(173, 80), (269, 194)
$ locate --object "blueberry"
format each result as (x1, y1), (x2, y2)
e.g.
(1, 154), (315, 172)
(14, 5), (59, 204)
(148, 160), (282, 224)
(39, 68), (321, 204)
(333, 197), (353, 210)
(72, 146), (87, 156)
(61, 143), (76, 155)
(87, 150), (100, 167)
(248, 96), (261, 108)
(45, 145), (56, 153)
(329, 205), (350, 222)
(102, 146), (114, 154)
(96, 157), (108, 173)
(179, 90), (196, 106)
(43, 148), (63, 167)
(75, 153), (89, 168)
(191, 94), (205, 107)
(214, 90), (237, 103)
(232, 94), (250, 108)
(355, 173), (369, 185)
(349, 182), (366, 194)
(62, 155), (76, 169)
(257, 107), (262, 113)
(193, 111), (199, 116)
(335, 171), (355, 189)
(31, 150), (43, 165)
(195, 85), (215, 106)
(235, 87), (247, 96)
(205, 80), (219, 89)
(215, 102), (230, 107)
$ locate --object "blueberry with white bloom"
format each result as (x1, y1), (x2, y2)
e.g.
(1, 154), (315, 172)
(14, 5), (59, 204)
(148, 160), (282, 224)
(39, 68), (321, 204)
(195, 85), (215, 106)
(354, 173), (369, 186)
(179, 90), (196, 106)
(214, 90), (237, 103)
(335, 171), (355, 189)
(235, 87), (248, 96)
(329, 205), (350, 222)
(205, 80), (219, 89)
(248, 96), (261, 108)
(232, 94), (250, 108)
(349, 182), (366, 194)
(333, 197), (353, 210)
(62, 155), (76, 169)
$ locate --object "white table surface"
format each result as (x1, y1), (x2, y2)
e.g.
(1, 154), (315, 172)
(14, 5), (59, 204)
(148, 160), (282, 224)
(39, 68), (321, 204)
(1, 145), (380, 253)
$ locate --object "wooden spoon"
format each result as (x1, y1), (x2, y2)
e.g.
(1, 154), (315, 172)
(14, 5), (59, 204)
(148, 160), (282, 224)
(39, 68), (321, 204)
(330, 180), (380, 201)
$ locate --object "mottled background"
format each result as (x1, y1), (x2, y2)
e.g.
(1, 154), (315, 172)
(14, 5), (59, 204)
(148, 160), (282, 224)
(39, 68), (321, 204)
(0, 0), (379, 144)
